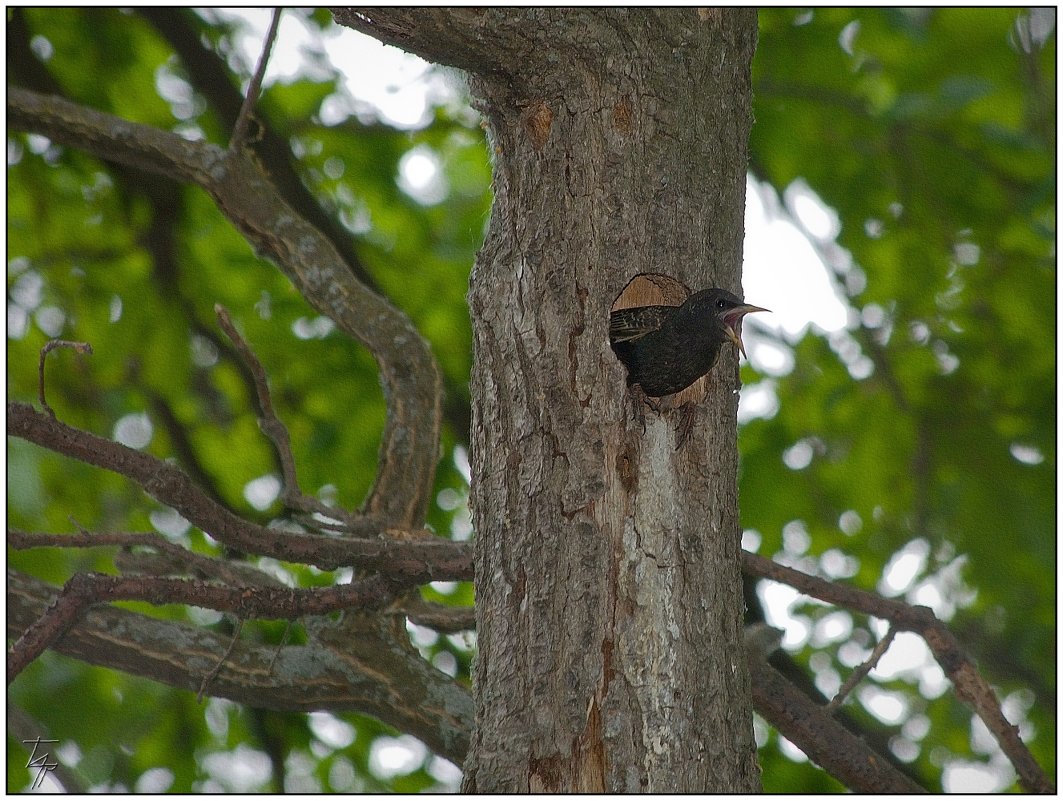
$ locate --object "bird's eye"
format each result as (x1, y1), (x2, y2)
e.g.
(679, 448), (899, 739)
(715, 298), (727, 310)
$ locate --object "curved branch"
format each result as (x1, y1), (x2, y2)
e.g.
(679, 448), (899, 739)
(8, 402), (473, 581)
(214, 304), (363, 527)
(742, 552), (1054, 794)
(8, 87), (441, 527)
(7, 569), (473, 764)
(135, 7), (384, 293)
(136, 7), (475, 448)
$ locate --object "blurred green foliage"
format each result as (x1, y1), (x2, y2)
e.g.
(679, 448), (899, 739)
(6, 7), (1054, 793)
(746, 7), (1054, 792)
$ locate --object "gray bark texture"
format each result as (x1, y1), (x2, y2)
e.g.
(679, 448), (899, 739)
(336, 8), (760, 792)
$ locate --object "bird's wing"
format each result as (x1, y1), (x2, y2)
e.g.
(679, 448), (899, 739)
(608, 305), (674, 343)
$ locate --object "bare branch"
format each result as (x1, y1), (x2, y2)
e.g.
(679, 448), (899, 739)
(746, 643), (925, 794)
(743, 551), (916, 622)
(37, 339), (92, 418)
(826, 625), (897, 713)
(922, 626), (1053, 794)
(402, 600), (476, 633)
(7, 571), (395, 682)
(742, 551), (1055, 794)
(214, 304), (365, 528)
(7, 569), (473, 764)
(8, 87), (442, 527)
(9, 526), (279, 587)
(230, 7), (282, 151)
(8, 402), (473, 581)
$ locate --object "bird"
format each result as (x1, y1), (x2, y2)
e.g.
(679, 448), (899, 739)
(609, 288), (769, 399)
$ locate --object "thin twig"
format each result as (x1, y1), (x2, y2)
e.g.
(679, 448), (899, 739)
(45, 518), (285, 588)
(14, 520), (282, 589)
(826, 625), (897, 713)
(267, 621), (294, 674)
(214, 304), (367, 529)
(214, 304), (295, 482)
(12, 526), (201, 568)
(229, 7), (282, 151)
(37, 340), (93, 418)
(746, 645), (926, 794)
(199, 618), (244, 702)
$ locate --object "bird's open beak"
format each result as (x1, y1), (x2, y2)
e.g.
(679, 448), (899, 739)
(723, 304), (770, 359)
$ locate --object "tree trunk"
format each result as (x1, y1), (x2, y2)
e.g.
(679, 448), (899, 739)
(336, 7), (760, 792)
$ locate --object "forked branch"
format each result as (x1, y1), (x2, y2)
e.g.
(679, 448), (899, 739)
(743, 551), (1054, 794)
(7, 401), (472, 581)
(8, 87), (441, 527)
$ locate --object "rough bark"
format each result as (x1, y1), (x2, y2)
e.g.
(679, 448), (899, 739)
(6, 570), (473, 764)
(336, 8), (760, 792)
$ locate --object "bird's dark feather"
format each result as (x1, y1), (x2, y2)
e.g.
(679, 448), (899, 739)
(608, 305), (676, 343)
(609, 288), (751, 398)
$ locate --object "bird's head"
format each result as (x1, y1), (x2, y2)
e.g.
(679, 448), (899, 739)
(695, 288), (770, 359)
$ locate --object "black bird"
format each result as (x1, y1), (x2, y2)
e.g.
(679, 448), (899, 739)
(610, 288), (769, 398)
